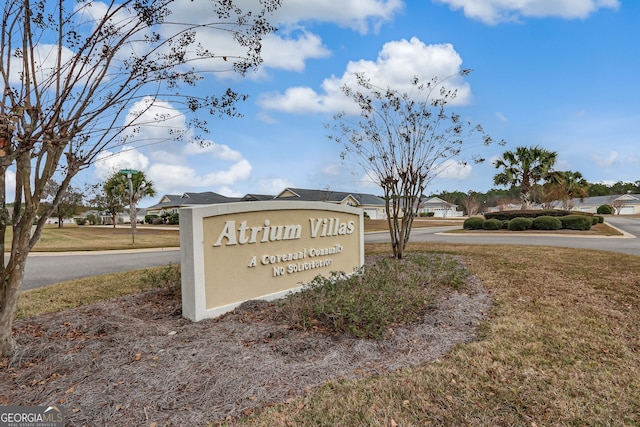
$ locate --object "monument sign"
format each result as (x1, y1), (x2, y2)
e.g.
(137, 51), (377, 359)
(180, 201), (364, 321)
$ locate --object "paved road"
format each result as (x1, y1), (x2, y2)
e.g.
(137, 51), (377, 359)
(365, 216), (640, 256)
(21, 248), (181, 290)
(20, 216), (638, 290)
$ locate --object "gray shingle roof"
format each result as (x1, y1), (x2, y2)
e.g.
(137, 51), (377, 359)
(145, 191), (239, 210)
(276, 188), (385, 206)
(240, 194), (275, 201)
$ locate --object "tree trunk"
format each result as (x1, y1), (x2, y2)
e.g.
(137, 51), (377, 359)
(0, 263), (26, 356)
(0, 223), (31, 357)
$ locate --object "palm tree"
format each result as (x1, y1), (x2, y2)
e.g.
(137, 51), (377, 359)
(545, 170), (590, 210)
(105, 170), (156, 237)
(493, 145), (558, 209)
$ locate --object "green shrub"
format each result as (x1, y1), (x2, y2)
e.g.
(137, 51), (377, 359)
(591, 216), (600, 225)
(502, 220), (510, 229)
(141, 264), (181, 295)
(484, 209), (570, 221)
(145, 214), (159, 224)
(596, 215), (604, 224)
(597, 204), (613, 215)
(463, 217), (484, 230)
(508, 217), (533, 231)
(419, 212), (435, 217)
(283, 253), (469, 339)
(560, 215), (592, 230)
(168, 212), (179, 225)
(482, 218), (503, 230)
(74, 218), (87, 226)
(531, 216), (562, 230)
(85, 213), (98, 225)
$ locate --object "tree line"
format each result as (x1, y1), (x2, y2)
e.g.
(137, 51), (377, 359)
(432, 179), (639, 217)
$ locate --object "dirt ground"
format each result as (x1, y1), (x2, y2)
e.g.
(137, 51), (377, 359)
(1, 271), (491, 426)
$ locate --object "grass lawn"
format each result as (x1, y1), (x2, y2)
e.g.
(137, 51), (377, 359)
(238, 242), (640, 426)
(10, 224), (181, 252)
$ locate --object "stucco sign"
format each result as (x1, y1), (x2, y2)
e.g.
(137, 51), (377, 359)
(180, 201), (364, 321)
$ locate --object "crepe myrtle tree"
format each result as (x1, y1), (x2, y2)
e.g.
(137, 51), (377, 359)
(327, 72), (501, 259)
(0, 0), (280, 356)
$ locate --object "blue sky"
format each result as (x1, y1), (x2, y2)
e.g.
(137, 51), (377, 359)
(85, 0), (638, 204)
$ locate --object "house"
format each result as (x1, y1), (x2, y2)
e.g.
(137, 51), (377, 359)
(418, 197), (463, 218)
(145, 192), (240, 217)
(569, 194), (640, 215)
(239, 194), (275, 202)
(144, 188), (388, 220)
(274, 188), (387, 219)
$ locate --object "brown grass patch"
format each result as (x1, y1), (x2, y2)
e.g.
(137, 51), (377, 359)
(28, 225), (180, 251)
(239, 243), (640, 426)
(364, 218), (464, 232)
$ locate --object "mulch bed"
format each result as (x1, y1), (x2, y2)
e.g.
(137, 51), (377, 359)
(1, 274), (491, 426)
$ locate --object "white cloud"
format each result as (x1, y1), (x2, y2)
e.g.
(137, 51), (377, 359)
(159, 0), (402, 80)
(8, 44), (77, 86)
(270, 0), (403, 34)
(555, 159), (573, 171)
(435, 0), (620, 25)
(258, 38), (472, 114)
(183, 142), (243, 162)
(258, 178), (296, 194)
(357, 171), (380, 189)
(592, 150), (619, 168)
(147, 159), (252, 195)
(5, 170), (16, 203)
(433, 159), (473, 180)
(201, 159), (253, 185)
(216, 186), (244, 198)
(94, 148), (151, 180)
(92, 98), (254, 196)
(262, 32), (332, 72)
(257, 111), (278, 124)
(123, 97), (190, 143)
(322, 164), (344, 176)
(496, 112), (508, 122)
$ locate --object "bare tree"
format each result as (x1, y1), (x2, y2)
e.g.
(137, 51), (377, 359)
(609, 196), (626, 215)
(0, 0), (279, 356)
(327, 72), (500, 258)
(460, 192), (481, 216)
